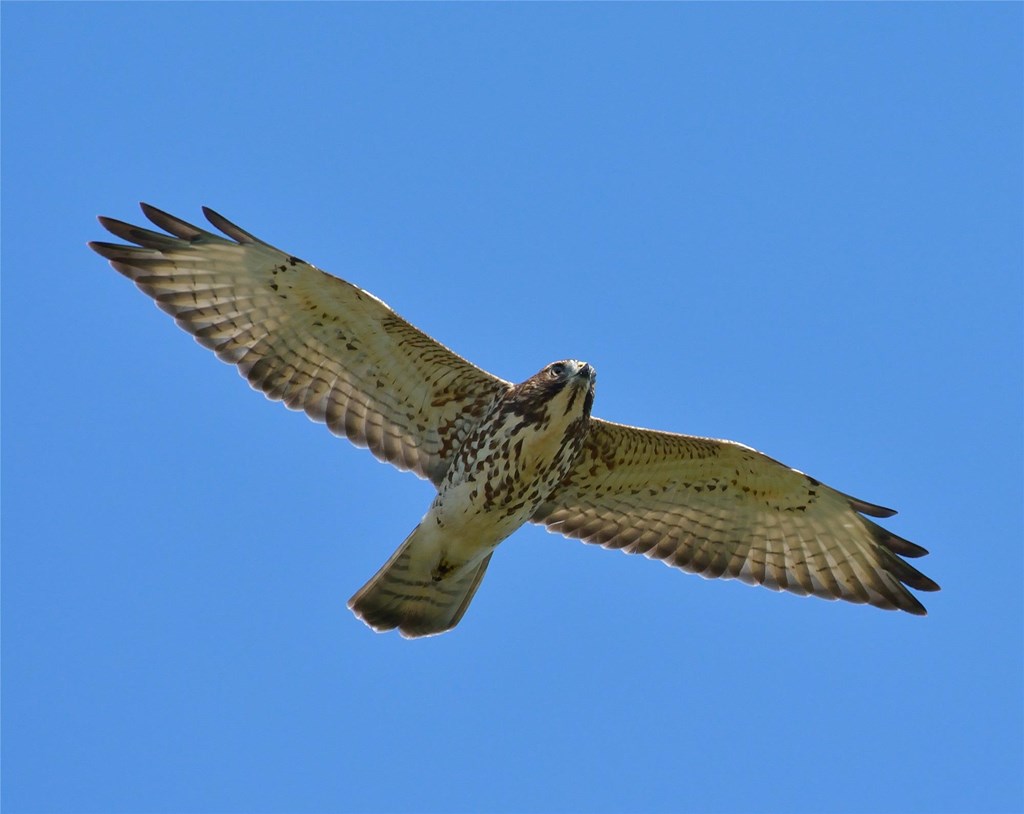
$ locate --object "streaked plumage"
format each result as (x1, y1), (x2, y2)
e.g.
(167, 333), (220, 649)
(90, 204), (939, 637)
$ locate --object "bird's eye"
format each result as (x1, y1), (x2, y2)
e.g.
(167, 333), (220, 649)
(549, 363), (565, 378)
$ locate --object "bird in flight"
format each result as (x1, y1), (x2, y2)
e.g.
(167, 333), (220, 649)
(90, 204), (939, 637)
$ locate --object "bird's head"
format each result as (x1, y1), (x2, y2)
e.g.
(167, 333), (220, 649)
(514, 359), (596, 420)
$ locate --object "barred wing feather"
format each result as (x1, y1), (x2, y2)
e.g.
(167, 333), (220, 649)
(533, 419), (939, 613)
(90, 204), (509, 486)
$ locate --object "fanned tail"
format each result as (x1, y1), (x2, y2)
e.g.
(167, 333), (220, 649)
(348, 532), (493, 639)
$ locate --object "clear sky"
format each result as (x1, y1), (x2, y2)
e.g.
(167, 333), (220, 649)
(3, 4), (1021, 814)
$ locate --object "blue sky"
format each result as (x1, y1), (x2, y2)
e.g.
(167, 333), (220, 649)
(3, 4), (1021, 813)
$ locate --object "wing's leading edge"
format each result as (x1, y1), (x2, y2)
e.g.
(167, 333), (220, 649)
(90, 204), (509, 485)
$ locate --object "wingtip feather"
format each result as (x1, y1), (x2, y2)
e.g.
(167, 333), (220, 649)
(849, 496), (898, 518)
(138, 202), (209, 241)
(202, 206), (264, 245)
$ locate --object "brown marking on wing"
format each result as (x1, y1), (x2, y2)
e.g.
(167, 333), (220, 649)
(532, 418), (938, 614)
(90, 204), (509, 485)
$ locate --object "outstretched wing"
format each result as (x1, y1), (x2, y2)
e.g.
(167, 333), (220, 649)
(532, 419), (939, 614)
(90, 204), (509, 485)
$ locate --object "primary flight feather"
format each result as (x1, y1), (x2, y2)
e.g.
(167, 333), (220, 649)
(90, 204), (939, 637)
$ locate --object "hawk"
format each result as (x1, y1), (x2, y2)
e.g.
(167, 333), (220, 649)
(90, 204), (939, 637)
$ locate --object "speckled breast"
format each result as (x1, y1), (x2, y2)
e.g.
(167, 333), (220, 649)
(441, 392), (591, 523)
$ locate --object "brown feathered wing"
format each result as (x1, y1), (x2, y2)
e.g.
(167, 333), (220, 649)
(90, 204), (509, 486)
(532, 419), (939, 613)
